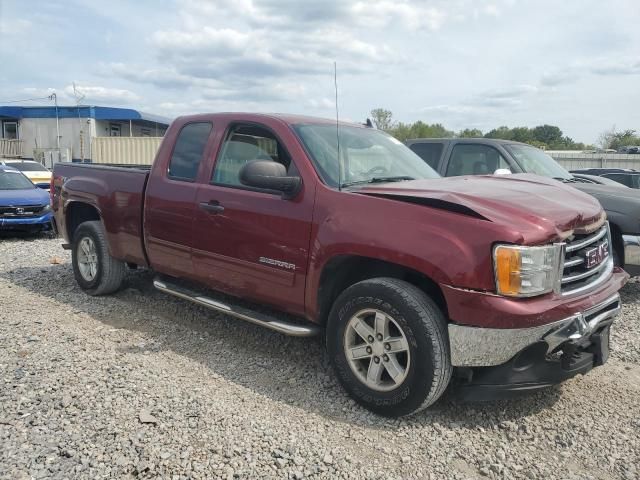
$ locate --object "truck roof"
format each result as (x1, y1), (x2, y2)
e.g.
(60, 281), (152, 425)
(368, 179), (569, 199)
(172, 112), (366, 129)
(405, 138), (531, 147)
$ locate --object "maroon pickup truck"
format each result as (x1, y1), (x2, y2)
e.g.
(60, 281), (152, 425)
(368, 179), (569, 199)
(52, 113), (627, 416)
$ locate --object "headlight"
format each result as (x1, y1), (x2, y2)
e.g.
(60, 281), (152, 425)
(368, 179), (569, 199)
(493, 244), (561, 297)
(42, 204), (52, 212)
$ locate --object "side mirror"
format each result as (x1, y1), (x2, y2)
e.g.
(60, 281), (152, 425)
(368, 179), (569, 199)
(494, 168), (512, 175)
(239, 160), (301, 199)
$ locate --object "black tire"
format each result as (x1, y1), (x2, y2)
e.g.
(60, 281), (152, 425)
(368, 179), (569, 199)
(327, 278), (452, 417)
(71, 220), (125, 295)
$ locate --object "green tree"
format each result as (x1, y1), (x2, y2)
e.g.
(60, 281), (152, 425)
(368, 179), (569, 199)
(598, 127), (640, 150)
(510, 127), (533, 143)
(532, 125), (563, 146)
(388, 121), (454, 141)
(458, 128), (483, 138)
(484, 126), (513, 140)
(370, 108), (395, 131)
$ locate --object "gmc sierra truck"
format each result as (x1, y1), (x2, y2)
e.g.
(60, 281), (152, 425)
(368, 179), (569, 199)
(406, 138), (640, 275)
(52, 113), (627, 416)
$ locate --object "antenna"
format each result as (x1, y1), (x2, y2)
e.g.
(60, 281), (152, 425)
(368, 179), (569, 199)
(72, 82), (87, 161)
(334, 61), (342, 191)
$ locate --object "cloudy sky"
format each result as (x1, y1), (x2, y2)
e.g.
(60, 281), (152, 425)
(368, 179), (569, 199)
(1, 0), (638, 143)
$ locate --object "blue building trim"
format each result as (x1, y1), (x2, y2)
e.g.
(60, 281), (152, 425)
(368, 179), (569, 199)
(0, 105), (171, 125)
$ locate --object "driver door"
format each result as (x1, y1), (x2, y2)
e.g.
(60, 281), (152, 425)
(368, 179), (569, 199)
(191, 121), (314, 315)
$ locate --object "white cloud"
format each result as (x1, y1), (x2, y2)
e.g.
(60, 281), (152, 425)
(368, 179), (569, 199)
(351, 2), (447, 30)
(3, 0), (640, 143)
(0, 18), (31, 35)
(63, 84), (140, 104)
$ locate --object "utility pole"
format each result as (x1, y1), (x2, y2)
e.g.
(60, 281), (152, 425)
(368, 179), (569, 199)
(48, 92), (60, 151)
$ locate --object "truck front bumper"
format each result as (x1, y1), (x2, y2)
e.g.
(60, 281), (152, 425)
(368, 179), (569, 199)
(448, 293), (620, 367)
(623, 234), (640, 275)
(0, 211), (54, 230)
(448, 293), (622, 401)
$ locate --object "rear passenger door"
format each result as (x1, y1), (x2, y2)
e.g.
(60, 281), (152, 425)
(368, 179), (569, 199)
(443, 143), (513, 177)
(144, 122), (214, 278)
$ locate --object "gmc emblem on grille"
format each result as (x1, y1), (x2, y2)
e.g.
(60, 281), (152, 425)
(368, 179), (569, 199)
(584, 241), (609, 269)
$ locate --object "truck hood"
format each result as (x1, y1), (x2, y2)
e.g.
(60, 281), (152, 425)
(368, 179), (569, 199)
(0, 187), (50, 206)
(572, 182), (640, 201)
(356, 174), (604, 242)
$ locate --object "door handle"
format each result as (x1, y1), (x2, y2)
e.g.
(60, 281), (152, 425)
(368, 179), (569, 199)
(199, 201), (225, 214)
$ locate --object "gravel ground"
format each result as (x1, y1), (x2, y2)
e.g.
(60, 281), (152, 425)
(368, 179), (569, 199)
(0, 235), (639, 480)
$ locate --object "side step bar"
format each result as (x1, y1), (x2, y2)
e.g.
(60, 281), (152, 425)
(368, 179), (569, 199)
(153, 277), (320, 337)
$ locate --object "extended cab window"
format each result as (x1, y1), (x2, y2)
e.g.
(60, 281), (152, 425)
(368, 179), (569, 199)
(167, 122), (213, 181)
(446, 144), (510, 176)
(408, 143), (443, 169)
(212, 124), (296, 187)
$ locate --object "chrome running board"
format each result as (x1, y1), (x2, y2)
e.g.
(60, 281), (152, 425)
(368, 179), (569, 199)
(153, 277), (320, 337)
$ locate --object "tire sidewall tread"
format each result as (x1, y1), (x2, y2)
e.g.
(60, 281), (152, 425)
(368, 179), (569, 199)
(71, 220), (125, 296)
(327, 277), (452, 417)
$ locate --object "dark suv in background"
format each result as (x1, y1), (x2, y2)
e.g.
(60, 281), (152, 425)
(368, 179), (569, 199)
(406, 138), (640, 275)
(570, 168), (640, 189)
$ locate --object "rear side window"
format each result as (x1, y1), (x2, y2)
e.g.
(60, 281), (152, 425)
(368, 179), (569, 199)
(409, 143), (444, 169)
(603, 173), (633, 188)
(167, 122), (212, 181)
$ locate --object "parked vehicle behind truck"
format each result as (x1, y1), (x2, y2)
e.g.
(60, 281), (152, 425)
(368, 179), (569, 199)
(407, 138), (640, 275)
(0, 164), (54, 233)
(52, 114), (627, 416)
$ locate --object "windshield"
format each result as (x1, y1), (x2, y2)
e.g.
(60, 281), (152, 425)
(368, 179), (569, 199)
(293, 124), (440, 188)
(6, 161), (49, 172)
(0, 170), (35, 190)
(505, 144), (572, 180)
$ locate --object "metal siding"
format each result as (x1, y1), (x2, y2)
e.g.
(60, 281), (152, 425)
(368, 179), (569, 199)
(550, 153), (640, 170)
(91, 137), (163, 165)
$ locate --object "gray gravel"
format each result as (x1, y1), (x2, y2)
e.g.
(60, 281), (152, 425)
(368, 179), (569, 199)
(1, 235), (639, 479)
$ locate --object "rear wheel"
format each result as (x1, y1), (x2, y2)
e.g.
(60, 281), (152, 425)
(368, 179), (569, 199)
(71, 220), (125, 295)
(327, 278), (452, 417)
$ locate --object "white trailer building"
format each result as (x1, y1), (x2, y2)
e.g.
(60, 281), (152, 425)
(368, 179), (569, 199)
(0, 105), (170, 165)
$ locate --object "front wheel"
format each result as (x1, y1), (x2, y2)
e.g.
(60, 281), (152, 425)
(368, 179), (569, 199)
(71, 220), (125, 295)
(327, 278), (452, 417)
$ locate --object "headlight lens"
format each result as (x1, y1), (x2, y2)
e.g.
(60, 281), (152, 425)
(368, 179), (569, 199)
(493, 244), (561, 297)
(42, 204), (52, 212)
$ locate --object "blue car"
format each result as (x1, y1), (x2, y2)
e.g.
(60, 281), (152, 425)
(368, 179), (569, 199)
(0, 165), (54, 233)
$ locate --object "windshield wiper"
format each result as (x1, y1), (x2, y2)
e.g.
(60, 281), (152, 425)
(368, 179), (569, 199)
(341, 176), (415, 188)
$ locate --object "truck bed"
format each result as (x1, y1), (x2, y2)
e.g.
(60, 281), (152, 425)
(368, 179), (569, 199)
(52, 162), (150, 266)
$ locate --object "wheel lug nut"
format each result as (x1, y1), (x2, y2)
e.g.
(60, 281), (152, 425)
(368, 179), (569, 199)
(366, 346), (372, 354)
(383, 354), (389, 362)
(373, 356), (380, 364)
(376, 334), (383, 341)
(367, 336), (374, 343)
(384, 343), (391, 351)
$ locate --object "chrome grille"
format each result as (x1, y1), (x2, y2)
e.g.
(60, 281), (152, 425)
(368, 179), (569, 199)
(0, 204), (46, 218)
(560, 223), (613, 296)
